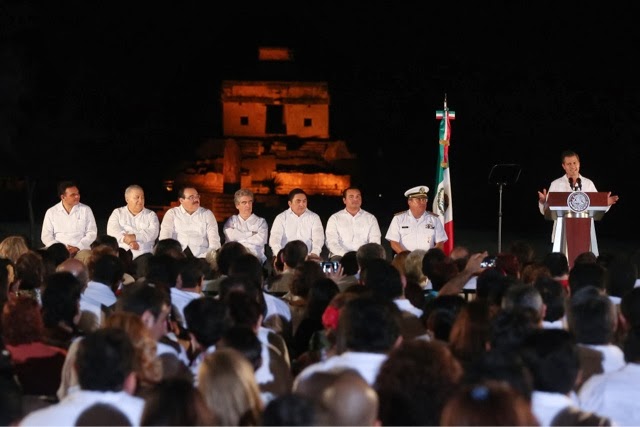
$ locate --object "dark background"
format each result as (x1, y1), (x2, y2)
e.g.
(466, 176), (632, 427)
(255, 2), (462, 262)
(1, 2), (639, 254)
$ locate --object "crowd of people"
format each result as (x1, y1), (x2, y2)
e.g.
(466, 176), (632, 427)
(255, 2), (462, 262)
(0, 173), (638, 426)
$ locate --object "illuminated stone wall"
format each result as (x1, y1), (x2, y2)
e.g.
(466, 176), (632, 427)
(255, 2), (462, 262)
(274, 172), (350, 196)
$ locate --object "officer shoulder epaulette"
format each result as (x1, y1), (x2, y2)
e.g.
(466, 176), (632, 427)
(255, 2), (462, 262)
(394, 210), (407, 216)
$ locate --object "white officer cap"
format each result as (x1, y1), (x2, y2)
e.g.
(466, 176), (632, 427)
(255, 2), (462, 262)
(404, 185), (429, 198)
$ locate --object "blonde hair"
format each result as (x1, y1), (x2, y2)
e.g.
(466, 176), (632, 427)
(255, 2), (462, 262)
(0, 235), (29, 264)
(105, 312), (162, 389)
(198, 348), (263, 426)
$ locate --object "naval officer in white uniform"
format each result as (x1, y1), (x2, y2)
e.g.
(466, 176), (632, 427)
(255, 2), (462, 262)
(385, 185), (448, 254)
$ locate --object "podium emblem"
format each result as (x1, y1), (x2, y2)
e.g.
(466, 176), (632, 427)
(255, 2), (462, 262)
(567, 191), (590, 213)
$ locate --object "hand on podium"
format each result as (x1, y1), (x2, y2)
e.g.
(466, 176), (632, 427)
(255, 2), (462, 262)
(607, 192), (619, 206)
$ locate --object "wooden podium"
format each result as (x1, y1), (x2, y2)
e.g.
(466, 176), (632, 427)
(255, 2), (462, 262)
(545, 192), (609, 269)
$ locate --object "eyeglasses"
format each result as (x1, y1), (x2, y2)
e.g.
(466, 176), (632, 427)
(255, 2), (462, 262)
(184, 194), (200, 201)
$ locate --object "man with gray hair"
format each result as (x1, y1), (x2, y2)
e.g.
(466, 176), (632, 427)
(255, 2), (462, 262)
(107, 184), (160, 277)
(223, 188), (268, 264)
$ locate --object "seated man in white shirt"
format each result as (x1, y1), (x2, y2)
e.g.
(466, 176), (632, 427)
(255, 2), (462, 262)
(269, 188), (324, 260)
(325, 187), (381, 260)
(107, 184), (160, 279)
(223, 188), (268, 265)
(79, 253), (123, 332)
(159, 187), (221, 259)
(41, 180), (97, 259)
(20, 328), (145, 426)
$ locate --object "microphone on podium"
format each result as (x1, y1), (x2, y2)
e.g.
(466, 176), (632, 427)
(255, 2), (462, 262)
(568, 177), (574, 190)
(576, 178), (582, 191)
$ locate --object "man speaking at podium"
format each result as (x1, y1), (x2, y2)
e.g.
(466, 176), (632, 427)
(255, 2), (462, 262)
(537, 149), (619, 244)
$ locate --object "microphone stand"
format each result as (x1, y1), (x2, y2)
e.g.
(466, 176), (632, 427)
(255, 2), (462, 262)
(488, 164), (521, 253)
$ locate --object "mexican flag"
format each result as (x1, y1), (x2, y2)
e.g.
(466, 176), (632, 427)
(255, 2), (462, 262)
(434, 98), (455, 256)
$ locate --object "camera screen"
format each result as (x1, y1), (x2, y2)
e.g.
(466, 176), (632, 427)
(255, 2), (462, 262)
(320, 261), (339, 273)
(480, 256), (497, 268)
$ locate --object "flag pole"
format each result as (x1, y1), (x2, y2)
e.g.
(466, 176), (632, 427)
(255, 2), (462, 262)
(434, 95), (455, 256)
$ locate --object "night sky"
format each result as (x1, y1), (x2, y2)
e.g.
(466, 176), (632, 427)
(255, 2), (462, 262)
(2, 3), (639, 249)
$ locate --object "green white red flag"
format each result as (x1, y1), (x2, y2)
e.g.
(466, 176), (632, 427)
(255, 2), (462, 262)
(434, 96), (455, 256)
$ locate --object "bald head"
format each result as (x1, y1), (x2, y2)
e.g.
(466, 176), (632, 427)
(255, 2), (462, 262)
(321, 370), (379, 426)
(56, 258), (89, 288)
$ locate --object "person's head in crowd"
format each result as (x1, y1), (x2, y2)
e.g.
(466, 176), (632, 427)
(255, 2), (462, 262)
(518, 328), (580, 396)
(335, 294), (401, 355)
(521, 261), (551, 285)
(13, 250), (46, 294)
(574, 251), (598, 265)
(140, 377), (215, 426)
(145, 254), (180, 291)
(88, 253), (125, 294)
(116, 283), (171, 342)
(475, 267), (517, 311)
(440, 380), (537, 426)
(0, 235), (30, 264)
(0, 257), (15, 310)
(390, 250), (410, 281)
(262, 393), (317, 426)
(197, 347), (263, 426)
(423, 254), (459, 291)
(508, 240), (536, 269)
(228, 253), (265, 290)
(320, 290), (362, 352)
(606, 255), (637, 299)
(175, 256), (205, 291)
(620, 287), (640, 332)
(283, 240), (308, 270)
(339, 251), (359, 276)
(45, 242), (71, 266)
(449, 245), (471, 273)
(305, 278), (340, 323)
(225, 289), (263, 331)
(489, 306), (541, 353)
(501, 283), (545, 325)
(214, 241), (248, 277)
(448, 299), (492, 367)
(183, 296), (229, 350)
(321, 369), (379, 426)
(75, 403), (132, 426)
(153, 238), (186, 260)
(41, 271), (84, 333)
(105, 312), (162, 392)
(423, 294), (467, 342)
(90, 234), (120, 254)
(2, 295), (44, 345)
(290, 260), (325, 300)
(534, 276), (568, 324)
(273, 249), (285, 274)
(218, 274), (267, 322)
(361, 258), (403, 301)
(569, 261), (607, 296)
(218, 325), (263, 372)
(56, 257), (90, 290)
(76, 328), (136, 394)
(404, 249), (427, 285)
(375, 339), (463, 426)
(495, 252), (521, 279)
(567, 286), (617, 345)
(543, 252), (570, 278)
(463, 348), (534, 402)
(356, 242), (386, 272)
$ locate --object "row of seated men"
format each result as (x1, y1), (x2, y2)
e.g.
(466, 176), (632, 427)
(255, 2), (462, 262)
(2, 228), (640, 425)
